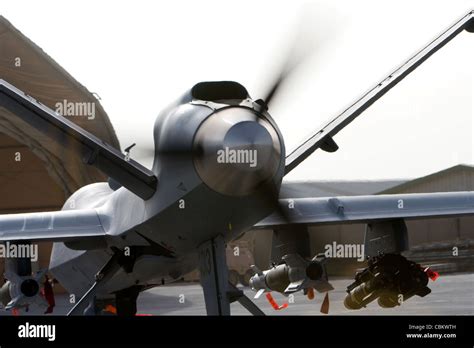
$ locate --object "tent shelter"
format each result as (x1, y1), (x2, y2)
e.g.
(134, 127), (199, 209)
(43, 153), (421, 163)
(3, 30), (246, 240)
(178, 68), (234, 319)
(0, 16), (120, 272)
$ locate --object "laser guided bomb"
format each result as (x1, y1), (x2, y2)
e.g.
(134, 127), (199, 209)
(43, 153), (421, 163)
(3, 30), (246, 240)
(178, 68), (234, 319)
(344, 253), (438, 310)
(0, 248), (55, 313)
(0, 268), (48, 310)
(0, 272), (47, 311)
(249, 254), (333, 299)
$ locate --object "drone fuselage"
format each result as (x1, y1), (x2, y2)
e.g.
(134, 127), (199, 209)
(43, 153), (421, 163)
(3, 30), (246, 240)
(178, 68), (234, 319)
(49, 83), (286, 298)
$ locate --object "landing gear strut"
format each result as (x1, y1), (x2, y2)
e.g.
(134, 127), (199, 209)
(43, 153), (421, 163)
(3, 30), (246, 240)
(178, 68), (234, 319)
(198, 235), (265, 315)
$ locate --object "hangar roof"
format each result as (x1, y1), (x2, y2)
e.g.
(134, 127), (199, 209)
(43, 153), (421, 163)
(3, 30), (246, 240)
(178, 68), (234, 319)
(0, 16), (120, 202)
(280, 179), (406, 198)
(282, 165), (474, 198)
(379, 164), (474, 194)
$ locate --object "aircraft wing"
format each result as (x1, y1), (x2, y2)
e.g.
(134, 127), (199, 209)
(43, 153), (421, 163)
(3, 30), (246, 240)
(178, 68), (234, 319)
(0, 79), (157, 200)
(0, 209), (107, 249)
(254, 191), (474, 228)
(284, 11), (474, 174)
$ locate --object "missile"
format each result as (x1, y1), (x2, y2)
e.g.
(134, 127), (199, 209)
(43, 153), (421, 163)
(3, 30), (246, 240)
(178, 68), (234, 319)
(344, 253), (435, 310)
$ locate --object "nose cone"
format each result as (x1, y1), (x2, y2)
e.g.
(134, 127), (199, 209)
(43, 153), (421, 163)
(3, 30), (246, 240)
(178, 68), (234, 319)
(223, 121), (275, 171)
(193, 108), (282, 196)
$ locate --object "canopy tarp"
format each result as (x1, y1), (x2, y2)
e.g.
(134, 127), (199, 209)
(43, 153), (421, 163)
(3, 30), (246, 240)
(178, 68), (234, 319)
(0, 16), (120, 212)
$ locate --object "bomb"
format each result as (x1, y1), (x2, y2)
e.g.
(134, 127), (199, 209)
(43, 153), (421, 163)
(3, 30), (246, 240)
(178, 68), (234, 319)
(250, 253), (333, 298)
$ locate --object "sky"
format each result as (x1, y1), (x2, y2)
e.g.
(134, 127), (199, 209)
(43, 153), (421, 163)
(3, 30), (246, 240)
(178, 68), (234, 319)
(1, 0), (473, 181)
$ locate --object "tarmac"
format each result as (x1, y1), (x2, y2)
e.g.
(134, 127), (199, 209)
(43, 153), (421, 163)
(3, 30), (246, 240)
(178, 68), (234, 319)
(1, 273), (472, 315)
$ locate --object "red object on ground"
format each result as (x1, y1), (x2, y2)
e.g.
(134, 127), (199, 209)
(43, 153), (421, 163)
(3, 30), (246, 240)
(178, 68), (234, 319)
(265, 293), (288, 310)
(425, 267), (440, 281)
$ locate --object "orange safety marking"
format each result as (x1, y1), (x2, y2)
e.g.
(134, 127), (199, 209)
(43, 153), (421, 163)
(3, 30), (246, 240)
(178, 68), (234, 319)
(265, 292), (288, 310)
(307, 288), (315, 300)
(104, 304), (117, 314)
(320, 292), (329, 314)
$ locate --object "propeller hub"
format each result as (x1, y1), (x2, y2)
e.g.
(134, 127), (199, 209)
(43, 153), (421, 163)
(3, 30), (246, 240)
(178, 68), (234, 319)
(193, 107), (282, 196)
